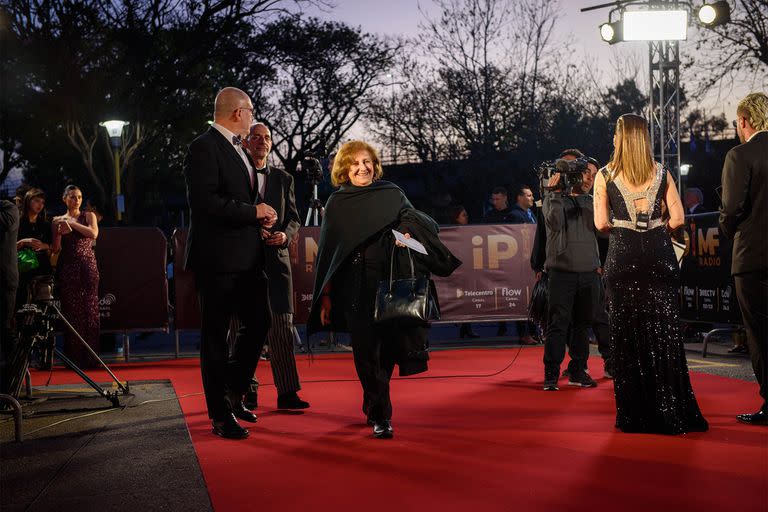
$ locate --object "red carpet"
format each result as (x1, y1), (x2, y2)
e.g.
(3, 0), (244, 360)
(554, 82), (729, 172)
(30, 348), (768, 512)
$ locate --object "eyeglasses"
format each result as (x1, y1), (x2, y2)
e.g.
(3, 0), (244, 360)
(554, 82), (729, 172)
(236, 107), (255, 117)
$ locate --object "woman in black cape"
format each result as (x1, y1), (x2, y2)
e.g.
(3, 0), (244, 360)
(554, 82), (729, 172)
(307, 140), (460, 439)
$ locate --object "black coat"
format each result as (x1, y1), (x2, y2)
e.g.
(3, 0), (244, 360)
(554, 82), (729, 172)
(183, 127), (266, 277)
(719, 131), (768, 275)
(307, 182), (461, 374)
(262, 166), (300, 314)
(0, 200), (19, 291)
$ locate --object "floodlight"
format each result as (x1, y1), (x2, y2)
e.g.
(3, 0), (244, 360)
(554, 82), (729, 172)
(600, 21), (623, 44)
(697, 1), (730, 27)
(623, 10), (688, 41)
(680, 164), (692, 176)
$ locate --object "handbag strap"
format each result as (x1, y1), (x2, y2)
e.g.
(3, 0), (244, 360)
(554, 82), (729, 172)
(388, 244), (415, 291)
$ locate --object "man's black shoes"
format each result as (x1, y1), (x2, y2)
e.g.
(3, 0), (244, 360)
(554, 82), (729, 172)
(227, 391), (258, 423)
(736, 409), (768, 425)
(212, 414), (249, 439)
(372, 420), (394, 439)
(277, 392), (310, 410)
(568, 371), (598, 388)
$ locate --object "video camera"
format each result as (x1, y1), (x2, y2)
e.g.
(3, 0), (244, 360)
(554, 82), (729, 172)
(299, 154), (324, 184)
(537, 158), (588, 194)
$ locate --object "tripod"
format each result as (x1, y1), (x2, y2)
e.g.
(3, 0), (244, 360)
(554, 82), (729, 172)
(304, 181), (324, 227)
(7, 278), (130, 408)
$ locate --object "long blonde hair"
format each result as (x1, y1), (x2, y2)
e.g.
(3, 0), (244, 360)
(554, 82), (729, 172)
(607, 114), (656, 187)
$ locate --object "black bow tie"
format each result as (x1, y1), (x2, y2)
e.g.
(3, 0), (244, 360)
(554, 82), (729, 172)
(232, 135), (242, 146)
(255, 167), (268, 175)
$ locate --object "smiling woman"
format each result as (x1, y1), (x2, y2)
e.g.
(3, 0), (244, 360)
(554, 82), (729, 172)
(309, 140), (461, 439)
(329, 140), (384, 187)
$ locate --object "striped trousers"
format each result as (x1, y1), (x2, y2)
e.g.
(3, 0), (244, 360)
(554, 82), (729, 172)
(228, 313), (301, 395)
(263, 312), (302, 394)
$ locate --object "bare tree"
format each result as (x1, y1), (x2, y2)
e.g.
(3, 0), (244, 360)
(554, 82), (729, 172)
(686, 0), (768, 97)
(246, 16), (398, 172)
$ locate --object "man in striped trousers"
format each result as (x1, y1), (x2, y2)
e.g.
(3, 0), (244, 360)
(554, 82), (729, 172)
(242, 122), (309, 410)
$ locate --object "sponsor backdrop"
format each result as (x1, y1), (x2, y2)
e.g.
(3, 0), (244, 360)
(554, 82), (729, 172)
(171, 217), (742, 330)
(94, 228), (169, 332)
(290, 225), (537, 325)
(679, 212), (741, 324)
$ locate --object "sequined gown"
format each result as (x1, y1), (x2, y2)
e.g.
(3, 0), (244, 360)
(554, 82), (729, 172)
(57, 212), (100, 368)
(603, 165), (708, 434)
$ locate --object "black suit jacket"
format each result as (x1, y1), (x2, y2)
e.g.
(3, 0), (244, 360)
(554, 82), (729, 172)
(183, 127), (265, 277)
(0, 200), (19, 291)
(719, 131), (768, 275)
(262, 166), (301, 314)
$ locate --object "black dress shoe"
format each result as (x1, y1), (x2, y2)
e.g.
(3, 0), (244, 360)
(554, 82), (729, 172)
(736, 409), (768, 425)
(212, 414), (249, 439)
(227, 391), (258, 423)
(243, 390), (258, 411)
(277, 392), (310, 410)
(372, 420), (394, 439)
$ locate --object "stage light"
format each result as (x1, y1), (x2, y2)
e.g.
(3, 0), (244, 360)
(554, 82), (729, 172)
(680, 163), (692, 176)
(600, 21), (623, 44)
(623, 10), (689, 41)
(697, 1), (731, 27)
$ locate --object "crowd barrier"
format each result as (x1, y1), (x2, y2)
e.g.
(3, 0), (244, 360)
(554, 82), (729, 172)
(90, 219), (740, 356)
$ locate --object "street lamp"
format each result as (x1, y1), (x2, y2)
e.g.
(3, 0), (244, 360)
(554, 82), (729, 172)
(100, 120), (129, 221)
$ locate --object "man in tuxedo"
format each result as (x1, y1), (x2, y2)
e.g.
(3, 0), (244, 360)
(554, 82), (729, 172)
(719, 92), (768, 425)
(241, 122), (309, 410)
(683, 187), (709, 214)
(183, 87), (278, 439)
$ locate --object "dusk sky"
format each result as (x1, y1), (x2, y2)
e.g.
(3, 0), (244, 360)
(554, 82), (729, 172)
(304, 0), (751, 119)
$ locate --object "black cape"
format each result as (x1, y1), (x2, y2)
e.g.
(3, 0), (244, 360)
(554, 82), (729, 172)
(307, 181), (461, 336)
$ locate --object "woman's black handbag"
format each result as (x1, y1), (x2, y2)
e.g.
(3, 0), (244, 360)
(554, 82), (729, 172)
(374, 246), (440, 326)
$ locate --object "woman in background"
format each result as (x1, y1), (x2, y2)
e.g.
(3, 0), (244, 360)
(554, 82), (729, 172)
(593, 114), (707, 434)
(449, 205), (478, 339)
(16, 188), (52, 306)
(51, 185), (100, 368)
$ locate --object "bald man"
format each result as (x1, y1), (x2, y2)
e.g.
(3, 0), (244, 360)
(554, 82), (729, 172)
(183, 87), (278, 439)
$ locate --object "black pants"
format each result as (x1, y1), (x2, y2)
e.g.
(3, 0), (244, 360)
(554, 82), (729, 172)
(735, 271), (768, 411)
(592, 279), (612, 367)
(544, 270), (599, 376)
(197, 271), (270, 420)
(345, 307), (397, 422)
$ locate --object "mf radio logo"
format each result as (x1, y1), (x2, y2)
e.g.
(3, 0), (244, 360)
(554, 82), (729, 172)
(685, 221), (721, 267)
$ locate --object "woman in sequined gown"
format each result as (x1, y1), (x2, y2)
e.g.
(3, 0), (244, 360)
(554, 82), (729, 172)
(593, 114), (708, 434)
(51, 185), (100, 368)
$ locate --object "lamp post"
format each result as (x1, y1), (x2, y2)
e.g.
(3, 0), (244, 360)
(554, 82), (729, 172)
(100, 120), (128, 222)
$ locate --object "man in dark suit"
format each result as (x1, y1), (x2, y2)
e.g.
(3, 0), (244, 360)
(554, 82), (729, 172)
(183, 87), (278, 439)
(683, 187), (709, 214)
(719, 92), (768, 425)
(507, 184), (538, 345)
(0, 200), (19, 393)
(242, 122), (309, 410)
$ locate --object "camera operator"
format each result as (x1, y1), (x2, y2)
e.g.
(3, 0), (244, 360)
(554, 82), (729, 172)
(541, 158), (601, 391)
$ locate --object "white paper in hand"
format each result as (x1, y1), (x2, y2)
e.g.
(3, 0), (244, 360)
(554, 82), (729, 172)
(392, 229), (428, 255)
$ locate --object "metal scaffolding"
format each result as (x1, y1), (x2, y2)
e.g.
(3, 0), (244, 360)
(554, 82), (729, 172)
(647, 1), (683, 192)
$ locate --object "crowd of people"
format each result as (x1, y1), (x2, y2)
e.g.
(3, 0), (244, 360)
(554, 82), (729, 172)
(0, 184), (101, 395)
(1, 87), (765, 441)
